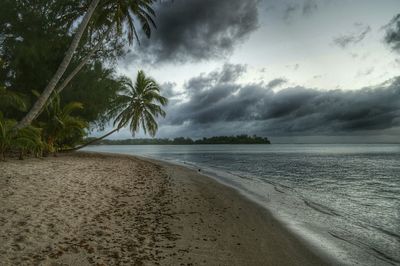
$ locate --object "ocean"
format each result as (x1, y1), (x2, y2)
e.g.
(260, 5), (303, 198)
(83, 144), (400, 266)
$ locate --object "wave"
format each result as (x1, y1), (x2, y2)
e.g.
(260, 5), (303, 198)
(329, 231), (400, 266)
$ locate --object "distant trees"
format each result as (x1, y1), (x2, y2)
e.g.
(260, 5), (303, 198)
(194, 135), (271, 144)
(88, 135), (271, 145)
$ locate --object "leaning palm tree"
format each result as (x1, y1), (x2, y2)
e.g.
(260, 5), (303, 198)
(16, 0), (157, 130)
(55, 0), (157, 95)
(71, 70), (167, 150)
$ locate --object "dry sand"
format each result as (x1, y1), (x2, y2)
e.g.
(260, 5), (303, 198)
(0, 152), (328, 265)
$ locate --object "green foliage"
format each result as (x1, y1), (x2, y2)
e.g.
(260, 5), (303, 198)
(0, 86), (27, 114)
(60, 62), (122, 130)
(0, 1), (166, 156)
(38, 94), (87, 153)
(0, 0), (131, 125)
(13, 125), (43, 160)
(87, 135), (271, 145)
(0, 113), (14, 160)
(0, 112), (43, 160)
(108, 71), (168, 137)
(96, 0), (156, 45)
(194, 135), (271, 144)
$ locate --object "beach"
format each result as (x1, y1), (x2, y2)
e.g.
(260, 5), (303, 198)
(0, 152), (327, 265)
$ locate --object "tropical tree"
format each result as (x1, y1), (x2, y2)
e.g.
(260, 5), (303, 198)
(13, 125), (43, 160)
(16, 0), (157, 130)
(55, 0), (157, 95)
(72, 70), (167, 150)
(38, 94), (87, 154)
(0, 112), (43, 160)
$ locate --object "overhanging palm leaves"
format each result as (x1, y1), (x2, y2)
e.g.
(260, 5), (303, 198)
(99, 0), (156, 44)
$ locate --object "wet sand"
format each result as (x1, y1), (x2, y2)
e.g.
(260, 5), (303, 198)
(0, 152), (328, 265)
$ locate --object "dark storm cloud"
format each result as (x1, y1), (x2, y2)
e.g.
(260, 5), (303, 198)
(162, 65), (400, 136)
(384, 14), (400, 52)
(333, 23), (371, 48)
(161, 82), (182, 98)
(267, 78), (287, 89)
(127, 0), (259, 64)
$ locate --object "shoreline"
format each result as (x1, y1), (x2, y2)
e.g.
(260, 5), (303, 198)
(138, 153), (336, 265)
(1, 151), (328, 265)
(87, 148), (398, 266)
(140, 155), (340, 263)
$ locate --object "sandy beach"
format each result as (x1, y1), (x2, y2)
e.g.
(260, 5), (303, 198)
(0, 152), (327, 265)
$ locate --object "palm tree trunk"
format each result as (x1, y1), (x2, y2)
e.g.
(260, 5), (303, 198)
(63, 127), (120, 152)
(15, 0), (101, 130)
(56, 25), (114, 94)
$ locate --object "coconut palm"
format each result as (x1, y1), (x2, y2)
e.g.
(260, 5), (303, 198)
(0, 112), (43, 160)
(72, 70), (167, 150)
(39, 94), (87, 154)
(16, 0), (157, 130)
(55, 0), (157, 95)
(13, 125), (43, 160)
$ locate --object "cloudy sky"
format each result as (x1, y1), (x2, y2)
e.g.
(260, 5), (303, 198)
(98, 0), (400, 143)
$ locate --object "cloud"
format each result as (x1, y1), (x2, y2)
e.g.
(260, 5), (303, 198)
(356, 67), (374, 77)
(160, 82), (181, 98)
(384, 14), (400, 52)
(126, 0), (259, 65)
(333, 23), (371, 48)
(283, 0), (319, 21)
(283, 3), (300, 21)
(161, 64), (400, 137)
(286, 63), (300, 71)
(302, 0), (319, 16)
(267, 78), (287, 89)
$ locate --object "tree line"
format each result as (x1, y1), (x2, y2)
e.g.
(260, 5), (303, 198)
(88, 135), (271, 145)
(0, 0), (168, 160)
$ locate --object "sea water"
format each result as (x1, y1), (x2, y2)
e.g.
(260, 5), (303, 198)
(83, 144), (400, 265)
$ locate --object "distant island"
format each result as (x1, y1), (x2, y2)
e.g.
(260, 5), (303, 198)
(86, 135), (271, 145)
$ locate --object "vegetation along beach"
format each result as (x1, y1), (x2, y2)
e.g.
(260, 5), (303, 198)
(1, 0), (400, 265)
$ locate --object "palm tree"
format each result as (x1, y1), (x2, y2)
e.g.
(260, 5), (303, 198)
(16, 0), (157, 130)
(13, 125), (43, 160)
(56, 0), (156, 95)
(0, 112), (43, 160)
(71, 70), (167, 150)
(39, 94), (87, 154)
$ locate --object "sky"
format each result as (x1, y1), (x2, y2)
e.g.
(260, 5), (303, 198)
(95, 0), (400, 143)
